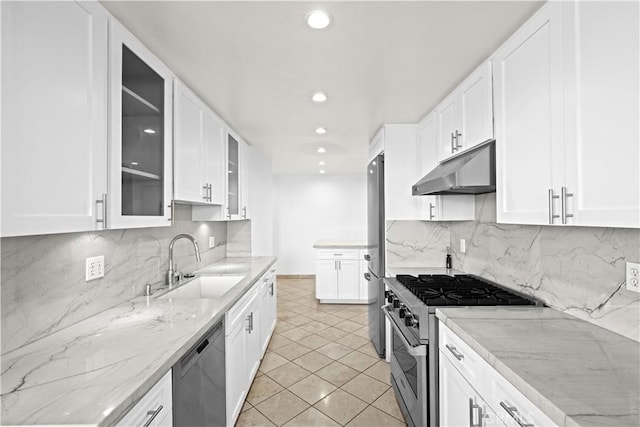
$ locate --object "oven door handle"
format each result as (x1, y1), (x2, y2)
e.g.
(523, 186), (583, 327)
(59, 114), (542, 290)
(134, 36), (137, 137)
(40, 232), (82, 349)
(382, 305), (427, 357)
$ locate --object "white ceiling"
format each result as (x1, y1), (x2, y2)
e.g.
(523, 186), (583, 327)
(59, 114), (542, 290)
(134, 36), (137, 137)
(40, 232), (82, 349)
(101, 1), (543, 175)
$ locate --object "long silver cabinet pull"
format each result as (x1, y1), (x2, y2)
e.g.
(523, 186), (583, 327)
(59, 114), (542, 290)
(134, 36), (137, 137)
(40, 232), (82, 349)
(445, 344), (464, 361)
(499, 401), (534, 427)
(242, 206), (247, 219)
(561, 186), (574, 224)
(548, 189), (560, 224)
(246, 314), (252, 333)
(208, 184), (212, 201)
(455, 130), (463, 149)
(451, 132), (456, 153)
(142, 405), (163, 427)
(168, 201), (174, 224)
(270, 283), (274, 296)
(429, 203), (435, 220)
(203, 184), (209, 201)
(95, 193), (107, 229)
(469, 399), (483, 427)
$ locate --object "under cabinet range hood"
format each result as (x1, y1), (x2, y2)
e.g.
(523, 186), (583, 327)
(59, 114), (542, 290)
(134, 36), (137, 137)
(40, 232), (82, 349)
(412, 141), (496, 196)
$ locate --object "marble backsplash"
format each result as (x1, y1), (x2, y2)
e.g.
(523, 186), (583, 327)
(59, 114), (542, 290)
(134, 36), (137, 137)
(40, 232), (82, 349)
(386, 194), (640, 341)
(1, 205), (251, 354)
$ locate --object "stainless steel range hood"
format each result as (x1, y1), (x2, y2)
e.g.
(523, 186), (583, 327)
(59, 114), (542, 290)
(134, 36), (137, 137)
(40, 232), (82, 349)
(412, 141), (495, 196)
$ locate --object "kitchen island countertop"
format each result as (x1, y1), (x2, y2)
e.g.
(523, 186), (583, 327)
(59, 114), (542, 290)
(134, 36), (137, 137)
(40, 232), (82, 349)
(0, 256), (276, 426)
(436, 307), (640, 427)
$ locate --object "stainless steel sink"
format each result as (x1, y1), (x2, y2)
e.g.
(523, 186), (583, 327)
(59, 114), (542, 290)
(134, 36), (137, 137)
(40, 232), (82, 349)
(158, 275), (245, 299)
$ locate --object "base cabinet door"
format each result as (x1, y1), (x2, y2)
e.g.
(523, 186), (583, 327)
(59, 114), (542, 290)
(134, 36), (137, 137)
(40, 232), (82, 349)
(337, 259), (359, 300)
(316, 259), (338, 299)
(116, 370), (173, 427)
(225, 317), (247, 426)
(1, 0), (108, 237)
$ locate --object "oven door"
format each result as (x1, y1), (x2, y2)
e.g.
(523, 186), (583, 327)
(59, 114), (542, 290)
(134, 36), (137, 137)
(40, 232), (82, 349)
(383, 306), (428, 427)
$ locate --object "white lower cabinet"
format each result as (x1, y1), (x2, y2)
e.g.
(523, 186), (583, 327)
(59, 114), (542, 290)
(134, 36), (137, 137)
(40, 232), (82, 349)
(117, 370), (172, 427)
(439, 323), (556, 427)
(258, 266), (277, 358)
(315, 249), (367, 303)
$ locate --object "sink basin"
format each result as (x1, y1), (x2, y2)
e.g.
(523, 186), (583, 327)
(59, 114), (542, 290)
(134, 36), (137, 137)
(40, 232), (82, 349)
(159, 275), (245, 299)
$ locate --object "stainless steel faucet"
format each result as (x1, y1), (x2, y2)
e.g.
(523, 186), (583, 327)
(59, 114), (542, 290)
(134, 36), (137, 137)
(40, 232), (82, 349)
(167, 234), (202, 286)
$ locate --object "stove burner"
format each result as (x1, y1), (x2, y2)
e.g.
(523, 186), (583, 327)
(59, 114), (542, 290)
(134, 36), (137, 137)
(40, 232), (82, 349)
(395, 274), (536, 307)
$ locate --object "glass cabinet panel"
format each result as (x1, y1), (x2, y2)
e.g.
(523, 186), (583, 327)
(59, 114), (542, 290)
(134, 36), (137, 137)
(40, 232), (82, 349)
(121, 45), (164, 216)
(227, 134), (239, 217)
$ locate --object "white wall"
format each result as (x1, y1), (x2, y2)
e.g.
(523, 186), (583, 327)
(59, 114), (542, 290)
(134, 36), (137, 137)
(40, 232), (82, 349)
(250, 147), (274, 256)
(274, 174), (367, 274)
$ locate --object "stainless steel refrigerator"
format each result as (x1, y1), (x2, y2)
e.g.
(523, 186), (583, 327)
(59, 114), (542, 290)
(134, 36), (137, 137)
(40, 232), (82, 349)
(366, 154), (385, 358)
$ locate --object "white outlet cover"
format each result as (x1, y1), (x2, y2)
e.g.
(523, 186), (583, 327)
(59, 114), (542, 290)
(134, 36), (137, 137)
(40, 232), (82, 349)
(86, 256), (105, 282)
(460, 239), (466, 254)
(626, 261), (640, 293)
(209, 236), (215, 248)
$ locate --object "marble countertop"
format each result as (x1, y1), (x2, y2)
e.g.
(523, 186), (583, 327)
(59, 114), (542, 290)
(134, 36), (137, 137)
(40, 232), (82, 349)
(313, 240), (369, 249)
(436, 307), (640, 427)
(0, 256), (277, 426)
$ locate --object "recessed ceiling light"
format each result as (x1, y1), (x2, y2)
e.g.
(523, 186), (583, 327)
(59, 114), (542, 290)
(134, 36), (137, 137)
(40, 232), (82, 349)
(315, 127), (327, 135)
(143, 128), (155, 134)
(131, 162), (139, 166)
(319, 170), (326, 174)
(311, 92), (328, 103)
(317, 147), (326, 153)
(319, 161), (325, 166)
(306, 10), (332, 30)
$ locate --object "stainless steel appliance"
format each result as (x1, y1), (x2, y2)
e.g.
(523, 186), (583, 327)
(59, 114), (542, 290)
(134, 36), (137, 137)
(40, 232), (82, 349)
(366, 154), (386, 358)
(384, 274), (540, 427)
(173, 319), (226, 426)
(412, 141), (496, 196)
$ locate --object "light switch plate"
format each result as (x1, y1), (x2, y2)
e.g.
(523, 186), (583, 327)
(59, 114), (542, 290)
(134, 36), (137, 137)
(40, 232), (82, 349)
(460, 239), (466, 254)
(86, 256), (104, 281)
(209, 236), (215, 248)
(626, 262), (640, 293)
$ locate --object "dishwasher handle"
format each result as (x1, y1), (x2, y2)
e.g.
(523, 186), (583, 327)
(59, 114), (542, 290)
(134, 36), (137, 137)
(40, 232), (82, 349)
(196, 339), (210, 354)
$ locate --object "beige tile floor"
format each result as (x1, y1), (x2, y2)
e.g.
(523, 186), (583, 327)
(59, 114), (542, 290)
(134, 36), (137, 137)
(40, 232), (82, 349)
(236, 277), (407, 427)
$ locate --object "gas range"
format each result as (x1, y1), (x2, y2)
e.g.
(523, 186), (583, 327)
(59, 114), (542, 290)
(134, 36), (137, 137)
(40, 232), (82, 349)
(383, 273), (541, 427)
(384, 273), (538, 342)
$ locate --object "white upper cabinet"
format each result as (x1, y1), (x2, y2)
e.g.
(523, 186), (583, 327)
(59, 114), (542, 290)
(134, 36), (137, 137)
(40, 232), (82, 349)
(225, 131), (251, 221)
(378, 125), (423, 220)
(495, 1), (639, 228)
(108, 20), (174, 229)
(561, 1), (639, 228)
(417, 113), (475, 221)
(495, 1), (564, 226)
(1, 1), (109, 237)
(437, 61), (494, 162)
(174, 80), (225, 205)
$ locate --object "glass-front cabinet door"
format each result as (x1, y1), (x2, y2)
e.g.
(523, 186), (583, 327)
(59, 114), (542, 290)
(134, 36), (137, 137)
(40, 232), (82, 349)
(227, 133), (240, 219)
(108, 20), (173, 228)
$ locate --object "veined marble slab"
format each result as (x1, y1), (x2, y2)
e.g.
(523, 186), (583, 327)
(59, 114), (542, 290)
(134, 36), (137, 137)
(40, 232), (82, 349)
(313, 240), (368, 249)
(436, 307), (640, 427)
(0, 257), (276, 426)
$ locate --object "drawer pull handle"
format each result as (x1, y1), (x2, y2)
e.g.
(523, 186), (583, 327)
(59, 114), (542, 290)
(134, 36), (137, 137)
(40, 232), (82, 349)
(499, 401), (534, 427)
(445, 344), (464, 361)
(143, 405), (163, 427)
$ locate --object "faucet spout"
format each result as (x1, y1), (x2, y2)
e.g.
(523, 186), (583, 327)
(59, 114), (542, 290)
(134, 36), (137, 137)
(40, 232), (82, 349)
(168, 234), (202, 286)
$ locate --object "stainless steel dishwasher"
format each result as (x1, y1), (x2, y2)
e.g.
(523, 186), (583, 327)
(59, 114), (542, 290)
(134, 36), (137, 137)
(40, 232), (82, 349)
(173, 319), (226, 426)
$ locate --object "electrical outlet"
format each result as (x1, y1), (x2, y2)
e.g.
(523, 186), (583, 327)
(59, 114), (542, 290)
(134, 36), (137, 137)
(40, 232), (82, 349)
(209, 236), (215, 248)
(460, 239), (466, 254)
(86, 256), (104, 281)
(626, 262), (640, 293)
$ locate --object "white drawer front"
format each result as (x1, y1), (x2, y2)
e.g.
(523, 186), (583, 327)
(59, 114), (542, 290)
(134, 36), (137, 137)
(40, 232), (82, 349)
(316, 249), (359, 260)
(439, 323), (484, 393)
(117, 370), (172, 427)
(485, 365), (556, 427)
(226, 283), (258, 329)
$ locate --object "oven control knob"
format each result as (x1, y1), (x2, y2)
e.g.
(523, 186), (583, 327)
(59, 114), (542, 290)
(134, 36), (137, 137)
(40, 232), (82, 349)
(386, 292), (394, 304)
(405, 314), (418, 327)
(398, 307), (407, 318)
(393, 299), (400, 309)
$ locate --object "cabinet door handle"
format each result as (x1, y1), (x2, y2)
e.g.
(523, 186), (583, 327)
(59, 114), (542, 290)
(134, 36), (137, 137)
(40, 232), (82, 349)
(561, 186), (574, 224)
(246, 314), (252, 332)
(469, 398), (483, 427)
(95, 193), (107, 229)
(142, 405), (163, 427)
(208, 184), (213, 201)
(203, 184), (209, 201)
(548, 189), (560, 225)
(451, 132), (456, 153)
(168, 201), (174, 224)
(499, 401), (534, 427)
(270, 283), (274, 296)
(226, 206), (231, 219)
(429, 203), (435, 220)
(455, 130), (463, 149)
(242, 206), (247, 219)
(445, 344), (464, 361)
